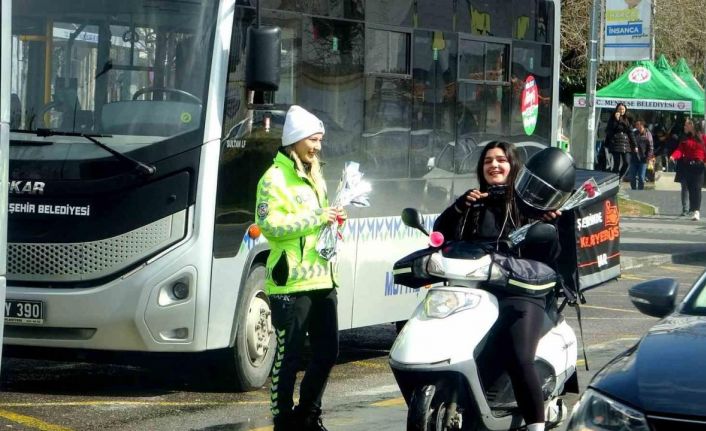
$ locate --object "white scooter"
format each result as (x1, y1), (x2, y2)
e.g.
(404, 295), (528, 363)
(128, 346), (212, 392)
(389, 208), (578, 431)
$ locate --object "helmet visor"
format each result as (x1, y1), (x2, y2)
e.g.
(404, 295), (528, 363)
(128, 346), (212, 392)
(514, 166), (572, 211)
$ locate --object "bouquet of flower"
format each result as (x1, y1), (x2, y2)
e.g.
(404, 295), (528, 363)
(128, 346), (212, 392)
(509, 178), (602, 246)
(316, 162), (372, 260)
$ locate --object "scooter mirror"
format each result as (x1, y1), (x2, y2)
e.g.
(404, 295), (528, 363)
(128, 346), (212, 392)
(401, 208), (428, 236)
(523, 222), (557, 245)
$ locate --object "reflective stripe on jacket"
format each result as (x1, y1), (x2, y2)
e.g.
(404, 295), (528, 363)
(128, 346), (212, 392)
(255, 152), (334, 295)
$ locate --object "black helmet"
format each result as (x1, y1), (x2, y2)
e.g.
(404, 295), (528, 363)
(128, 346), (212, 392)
(515, 147), (576, 216)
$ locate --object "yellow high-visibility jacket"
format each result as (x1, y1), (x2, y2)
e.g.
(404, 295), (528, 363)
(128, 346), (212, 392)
(255, 152), (335, 295)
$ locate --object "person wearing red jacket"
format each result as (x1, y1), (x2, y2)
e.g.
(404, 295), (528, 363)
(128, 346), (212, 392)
(670, 118), (706, 221)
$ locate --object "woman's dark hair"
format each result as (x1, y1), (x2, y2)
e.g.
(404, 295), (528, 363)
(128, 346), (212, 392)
(682, 117), (697, 138)
(475, 140), (523, 223)
(612, 102), (627, 114)
(608, 103), (630, 126)
(476, 141), (520, 191)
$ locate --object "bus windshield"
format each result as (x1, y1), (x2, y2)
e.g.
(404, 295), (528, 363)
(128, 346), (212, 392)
(10, 0), (218, 141)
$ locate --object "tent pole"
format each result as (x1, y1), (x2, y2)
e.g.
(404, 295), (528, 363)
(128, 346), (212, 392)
(585, 0), (602, 170)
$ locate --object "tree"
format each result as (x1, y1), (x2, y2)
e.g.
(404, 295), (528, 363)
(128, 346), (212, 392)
(560, 0), (706, 103)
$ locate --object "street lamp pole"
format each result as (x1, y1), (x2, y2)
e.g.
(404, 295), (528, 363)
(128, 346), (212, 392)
(585, 0), (602, 170)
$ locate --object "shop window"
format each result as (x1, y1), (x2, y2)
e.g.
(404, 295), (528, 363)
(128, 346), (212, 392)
(366, 28), (410, 75)
(365, 0), (413, 27)
(259, 0), (364, 20)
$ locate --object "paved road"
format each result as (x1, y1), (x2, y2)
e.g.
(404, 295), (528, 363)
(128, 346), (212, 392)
(1, 260), (704, 431)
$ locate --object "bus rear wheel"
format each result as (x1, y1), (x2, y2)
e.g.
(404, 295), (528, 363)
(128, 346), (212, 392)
(220, 264), (276, 391)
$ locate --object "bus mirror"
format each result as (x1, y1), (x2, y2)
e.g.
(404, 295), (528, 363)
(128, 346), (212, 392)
(245, 26), (281, 92)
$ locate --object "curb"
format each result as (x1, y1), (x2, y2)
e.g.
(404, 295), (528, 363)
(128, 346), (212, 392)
(621, 250), (706, 272)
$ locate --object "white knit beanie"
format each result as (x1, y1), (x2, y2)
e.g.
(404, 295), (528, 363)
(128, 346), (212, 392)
(281, 105), (325, 147)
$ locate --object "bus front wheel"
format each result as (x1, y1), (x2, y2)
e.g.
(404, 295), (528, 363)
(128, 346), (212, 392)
(222, 264), (276, 391)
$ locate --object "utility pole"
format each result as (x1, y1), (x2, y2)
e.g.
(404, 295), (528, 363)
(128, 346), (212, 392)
(585, 0), (602, 170)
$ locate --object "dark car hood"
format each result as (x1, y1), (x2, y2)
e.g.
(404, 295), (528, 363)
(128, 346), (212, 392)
(591, 314), (706, 417)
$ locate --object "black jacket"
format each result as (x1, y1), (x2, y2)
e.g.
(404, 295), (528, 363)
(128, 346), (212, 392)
(604, 116), (635, 153)
(433, 196), (560, 265)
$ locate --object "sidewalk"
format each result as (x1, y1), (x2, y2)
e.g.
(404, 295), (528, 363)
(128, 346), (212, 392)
(618, 172), (706, 270)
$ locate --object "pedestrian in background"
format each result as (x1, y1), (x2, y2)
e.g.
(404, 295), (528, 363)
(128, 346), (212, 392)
(603, 103), (635, 179)
(670, 117), (706, 221)
(255, 105), (346, 431)
(629, 118), (653, 190)
(651, 125), (669, 172)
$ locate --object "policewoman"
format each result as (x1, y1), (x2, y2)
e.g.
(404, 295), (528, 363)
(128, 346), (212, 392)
(255, 105), (344, 431)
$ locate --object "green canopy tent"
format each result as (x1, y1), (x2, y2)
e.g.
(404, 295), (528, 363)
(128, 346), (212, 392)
(654, 54), (704, 115)
(674, 57), (705, 100)
(570, 60), (702, 168)
(573, 60), (702, 115)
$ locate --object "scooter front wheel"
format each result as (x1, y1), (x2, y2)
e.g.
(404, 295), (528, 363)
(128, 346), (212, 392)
(407, 384), (454, 431)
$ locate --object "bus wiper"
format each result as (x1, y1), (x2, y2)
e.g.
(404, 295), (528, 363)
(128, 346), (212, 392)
(34, 128), (157, 176)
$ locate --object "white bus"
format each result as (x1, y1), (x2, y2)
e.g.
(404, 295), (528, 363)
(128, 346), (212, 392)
(4, 0), (560, 389)
(0, 0), (10, 373)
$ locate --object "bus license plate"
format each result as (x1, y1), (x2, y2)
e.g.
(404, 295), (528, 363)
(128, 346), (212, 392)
(4, 299), (44, 324)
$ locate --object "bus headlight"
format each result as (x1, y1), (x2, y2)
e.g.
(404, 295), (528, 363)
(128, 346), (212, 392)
(423, 290), (481, 319)
(567, 389), (650, 431)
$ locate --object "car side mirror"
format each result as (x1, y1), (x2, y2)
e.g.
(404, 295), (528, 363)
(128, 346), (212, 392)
(629, 278), (679, 318)
(427, 157), (436, 170)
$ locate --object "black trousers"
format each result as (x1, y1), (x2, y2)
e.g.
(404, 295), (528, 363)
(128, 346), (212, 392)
(609, 151), (630, 179)
(494, 296), (546, 424)
(269, 288), (339, 419)
(682, 162), (705, 212)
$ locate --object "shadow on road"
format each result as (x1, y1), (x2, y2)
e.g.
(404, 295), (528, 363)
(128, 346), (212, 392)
(0, 323), (399, 396)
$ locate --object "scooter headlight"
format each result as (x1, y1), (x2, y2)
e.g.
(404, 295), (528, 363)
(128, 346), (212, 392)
(423, 289), (481, 319)
(567, 388), (650, 431)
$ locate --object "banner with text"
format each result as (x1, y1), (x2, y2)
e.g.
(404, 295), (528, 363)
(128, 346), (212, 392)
(603, 0), (652, 61)
(575, 197), (621, 289)
(573, 95), (692, 112)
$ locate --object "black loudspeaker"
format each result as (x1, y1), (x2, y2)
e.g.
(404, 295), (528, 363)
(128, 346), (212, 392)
(245, 26), (281, 92)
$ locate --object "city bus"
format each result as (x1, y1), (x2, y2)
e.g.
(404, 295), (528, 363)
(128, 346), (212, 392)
(0, 0), (10, 374)
(4, 0), (560, 390)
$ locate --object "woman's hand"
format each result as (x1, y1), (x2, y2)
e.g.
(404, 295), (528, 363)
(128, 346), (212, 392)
(541, 210), (562, 222)
(455, 189), (489, 211)
(323, 207), (339, 224)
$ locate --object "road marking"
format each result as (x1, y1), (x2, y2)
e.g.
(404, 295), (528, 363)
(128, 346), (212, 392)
(372, 397), (406, 407)
(0, 409), (74, 431)
(0, 401), (269, 408)
(660, 265), (700, 273)
(353, 384), (400, 397)
(581, 304), (639, 313)
(620, 274), (647, 281)
(250, 427), (273, 431)
(350, 360), (388, 370)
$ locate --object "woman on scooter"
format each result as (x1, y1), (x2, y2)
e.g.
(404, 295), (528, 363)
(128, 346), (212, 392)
(433, 141), (562, 431)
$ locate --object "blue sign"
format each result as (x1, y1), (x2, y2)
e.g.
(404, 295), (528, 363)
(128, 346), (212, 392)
(606, 24), (643, 36)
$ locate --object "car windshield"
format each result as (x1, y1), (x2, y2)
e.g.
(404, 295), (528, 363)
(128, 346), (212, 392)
(10, 0), (218, 142)
(682, 270), (706, 315)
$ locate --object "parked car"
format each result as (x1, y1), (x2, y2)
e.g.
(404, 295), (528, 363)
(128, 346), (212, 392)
(567, 272), (706, 430)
